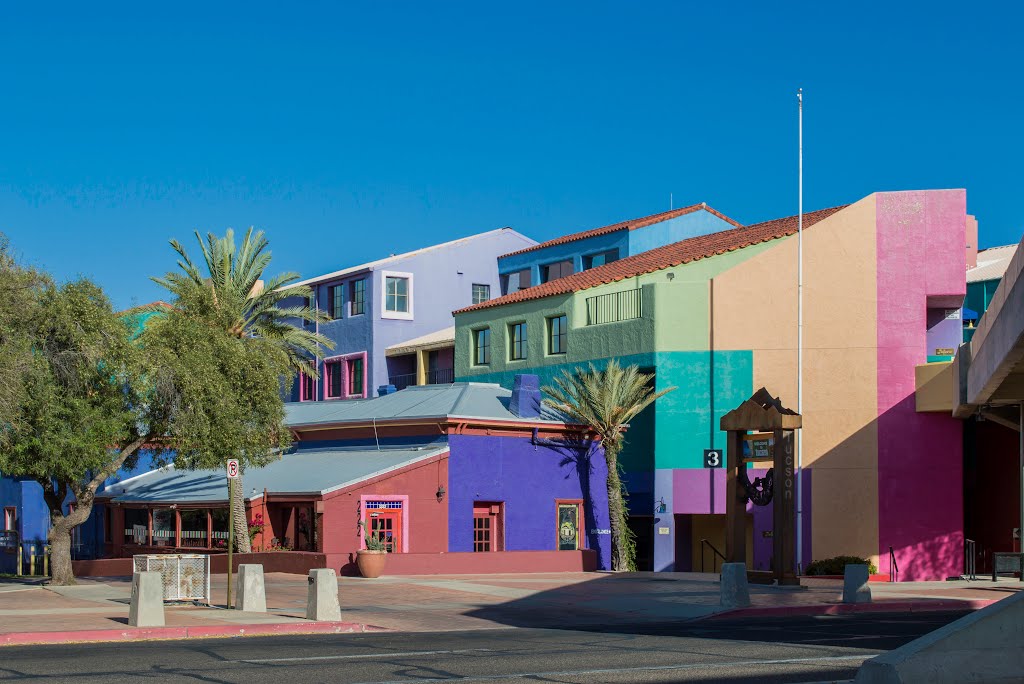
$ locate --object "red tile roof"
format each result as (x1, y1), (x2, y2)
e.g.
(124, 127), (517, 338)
(499, 203), (744, 259)
(455, 205), (848, 314)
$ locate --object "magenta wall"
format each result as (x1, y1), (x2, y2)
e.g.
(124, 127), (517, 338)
(876, 190), (966, 580)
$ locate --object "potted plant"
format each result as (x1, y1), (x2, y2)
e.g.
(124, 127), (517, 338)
(356, 520), (388, 578)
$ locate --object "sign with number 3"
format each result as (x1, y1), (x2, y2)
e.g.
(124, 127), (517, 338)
(703, 449), (722, 468)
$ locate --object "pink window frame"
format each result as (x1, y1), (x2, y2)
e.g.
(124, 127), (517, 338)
(324, 360), (343, 399)
(321, 351), (368, 400)
(358, 494), (409, 553)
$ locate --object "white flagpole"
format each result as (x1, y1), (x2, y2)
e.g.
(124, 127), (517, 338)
(796, 88), (804, 573)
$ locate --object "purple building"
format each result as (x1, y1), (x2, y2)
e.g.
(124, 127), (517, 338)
(288, 228), (535, 401)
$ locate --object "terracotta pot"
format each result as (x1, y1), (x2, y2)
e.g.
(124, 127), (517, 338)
(356, 550), (387, 578)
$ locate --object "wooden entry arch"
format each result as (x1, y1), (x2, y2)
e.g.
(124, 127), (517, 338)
(720, 387), (803, 585)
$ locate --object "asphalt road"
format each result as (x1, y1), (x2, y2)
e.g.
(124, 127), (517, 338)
(0, 611), (967, 684)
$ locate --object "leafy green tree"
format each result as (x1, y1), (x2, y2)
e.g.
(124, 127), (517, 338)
(0, 279), (171, 585)
(543, 360), (674, 571)
(0, 234), (45, 447)
(0, 275), (298, 585)
(151, 227), (332, 551)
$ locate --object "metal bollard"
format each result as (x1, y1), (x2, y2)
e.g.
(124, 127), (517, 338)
(43, 546), (49, 578)
(28, 544), (35, 576)
(16, 546), (22, 577)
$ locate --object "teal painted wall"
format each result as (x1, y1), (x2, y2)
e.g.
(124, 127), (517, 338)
(652, 350), (753, 469)
(964, 278), (1000, 343)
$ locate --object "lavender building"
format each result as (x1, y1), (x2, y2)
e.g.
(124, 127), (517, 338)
(288, 228), (535, 401)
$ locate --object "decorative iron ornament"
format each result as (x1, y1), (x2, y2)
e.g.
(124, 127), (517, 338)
(739, 467), (774, 506)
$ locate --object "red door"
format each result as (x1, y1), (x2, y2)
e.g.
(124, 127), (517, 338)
(368, 509), (402, 553)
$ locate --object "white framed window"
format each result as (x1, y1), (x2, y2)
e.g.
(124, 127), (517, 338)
(380, 271), (414, 320)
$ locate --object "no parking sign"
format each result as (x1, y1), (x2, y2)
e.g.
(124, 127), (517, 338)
(226, 459), (240, 479)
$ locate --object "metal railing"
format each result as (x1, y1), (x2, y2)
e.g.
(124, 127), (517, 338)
(889, 545), (899, 582)
(388, 373), (416, 391)
(585, 288), (643, 326)
(427, 367), (455, 385)
(700, 538), (726, 573)
(965, 538), (977, 580)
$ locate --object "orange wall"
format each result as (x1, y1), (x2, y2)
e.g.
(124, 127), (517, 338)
(711, 195), (881, 565)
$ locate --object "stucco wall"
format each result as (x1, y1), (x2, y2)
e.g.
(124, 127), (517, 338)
(713, 195), (880, 568)
(447, 433), (612, 570)
(320, 451), (449, 558)
(875, 190), (965, 581)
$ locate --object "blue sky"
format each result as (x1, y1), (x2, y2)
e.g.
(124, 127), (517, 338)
(1, 1), (1020, 309)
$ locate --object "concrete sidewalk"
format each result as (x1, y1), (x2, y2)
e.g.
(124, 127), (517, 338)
(0, 571), (1019, 645)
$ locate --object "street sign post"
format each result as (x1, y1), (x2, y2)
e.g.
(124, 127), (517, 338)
(226, 459), (239, 609)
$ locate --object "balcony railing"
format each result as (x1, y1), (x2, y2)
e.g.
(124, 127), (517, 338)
(388, 367), (455, 391)
(585, 288), (642, 325)
(389, 373), (417, 391)
(427, 367), (454, 385)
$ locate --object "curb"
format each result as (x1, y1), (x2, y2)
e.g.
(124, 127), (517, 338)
(0, 620), (389, 647)
(705, 598), (997, 620)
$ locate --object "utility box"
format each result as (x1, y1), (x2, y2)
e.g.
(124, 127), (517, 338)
(133, 554), (211, 602)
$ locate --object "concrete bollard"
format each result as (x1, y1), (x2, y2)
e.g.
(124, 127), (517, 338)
(843, 564), (872, 604)
(236, 564), (267, 612)
(305, 568), (341, 621)
(129, 571), (165, 627)
(720, 562), (751, 608)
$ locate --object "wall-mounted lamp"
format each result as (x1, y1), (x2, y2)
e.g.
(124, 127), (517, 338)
(436, 486), (446, 503)
(656, 497), (667, 514)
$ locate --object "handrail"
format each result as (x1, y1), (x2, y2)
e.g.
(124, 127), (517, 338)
(965, 538), (977, 580)
(700, 538), (726, 573)
(889, 545), (899, 583)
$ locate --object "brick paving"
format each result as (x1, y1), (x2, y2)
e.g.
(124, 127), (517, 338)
(0, 571), (1020, 638)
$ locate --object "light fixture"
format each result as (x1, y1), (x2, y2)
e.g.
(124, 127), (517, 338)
(656, 497), (667, 514)
(436, 486), (446, 503)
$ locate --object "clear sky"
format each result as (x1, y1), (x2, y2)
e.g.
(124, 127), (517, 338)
(1, 1), (1020, 310)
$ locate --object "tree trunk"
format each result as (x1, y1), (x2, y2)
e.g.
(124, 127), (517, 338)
(603, 443), (636, 572)
(47, 498), (94, 586)
(232, 473), (251, 553)
(48, 520), (75, 585)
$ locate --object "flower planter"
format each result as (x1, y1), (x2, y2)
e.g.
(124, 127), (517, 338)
(356, 550), (387, 578)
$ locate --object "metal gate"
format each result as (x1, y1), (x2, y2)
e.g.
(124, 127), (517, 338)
(133, 554), (211, 602)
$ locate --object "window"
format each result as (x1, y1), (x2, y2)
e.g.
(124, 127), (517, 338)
(347, 357), (364, 397)
(328, 284), (345, 320)
(382, 271), (413, 319)
(351, 279), (366, 316)
(299, 367), (316, 401)
(124, 508), (149, 545)
(3, 507), (15, 531)
(501, 269), (532, 295)
(509, 322), (527, 361)
(474, 328), (491, 365)
(548, 315), (567, 354)
(179, 509), (208, 549)
(473, 503), (504, 552)
(584, 250), (618, 270)
(472, 283), (490, 305)
(325, 361), (343, 399)
(541, 260), (573, 283)
(211, 508), (230, 549)
(152, 508), (176, 547)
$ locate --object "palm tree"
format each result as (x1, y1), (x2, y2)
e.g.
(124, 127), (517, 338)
(543, 360), (674, 571)
(152, 227), (333, 552)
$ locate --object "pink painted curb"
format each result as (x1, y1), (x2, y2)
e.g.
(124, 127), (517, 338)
(0, 620), (389, 647)
(705, 598), (997, 620)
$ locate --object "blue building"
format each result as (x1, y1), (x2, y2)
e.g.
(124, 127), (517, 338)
(288, 228), (534, 400)
(496, 202), (741, 294)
